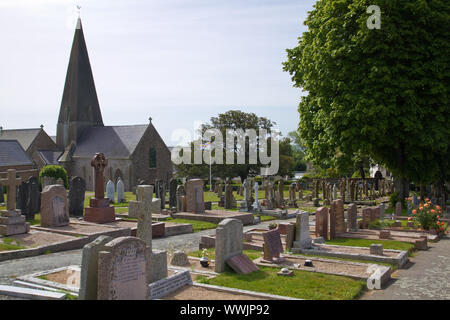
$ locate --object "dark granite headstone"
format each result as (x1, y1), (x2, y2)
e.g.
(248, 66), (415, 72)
(68, 176), (86, 217)
(169, 179), (177, 209)
(16, 176), (40, 220)
(262, 229), (284, 262)
(0, 185), (4, 203)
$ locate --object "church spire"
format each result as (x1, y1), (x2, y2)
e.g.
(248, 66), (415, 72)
(56, 17), (104, 149)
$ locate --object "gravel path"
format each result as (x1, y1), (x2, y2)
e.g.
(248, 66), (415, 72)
(0, 217), (293, 299)
(361, 235), (450, 300)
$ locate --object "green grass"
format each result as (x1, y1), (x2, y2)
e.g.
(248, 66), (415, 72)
(257, 215), (277, 222)
(291, 252), (398, 272)
(0, 237), (26, 251)
(326, 238), (416, 255)
(166, 218), (218, 232)
(197, 266), (366, 300)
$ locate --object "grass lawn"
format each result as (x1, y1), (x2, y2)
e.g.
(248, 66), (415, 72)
(0, 237), (26, 252)
(189, 248), (262, 261)
(166, 218), (217, 232)
(291, 252), (398, 271)
(257, 215), (277, 222)
(197, 266), (366, 300)
(325, 237), (416, 255)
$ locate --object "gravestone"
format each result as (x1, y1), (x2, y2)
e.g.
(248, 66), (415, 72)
(313, 198), (320, 207)
(276, 179), (285, 208)
(40, 185), (70, 227)
(155, 180), (166, 210)
(347, 203), (358, 230)
(288, 183), (297, 208)
(252, 182), (261, 211)
(395, 201), (402, 217)
(176, 185), (186, 212)
(79, 235), (113, 300)
(106, 180), (115, 204)
(362, 208), (372, 229)
(215, 218), (243, 273)
(170, 251), (190, 267)
(68, 176), (86, 217)
(315, 207), (328, 239)
(97, 237), (151, 300)
(329, 203), (337, 240)
(370, 244), (383, 256)
(116, 178), (125, 203)
(262, 229), (284, 263)
(379, 203), (385, 221)
(185, 179), (205, 213)
(224, 183), (235, 210)
(149, 270), (192, 300)
(41, 176), (56, 189)
(0, 185), (4, 204)
(226, 253), (259, 274)
(0, 169), (30, 236)
(292, 211), (312, 249)
(135, 185), (154, 246)
(16, 176), (40, 220)
(169, 179), (177, 209)
(84, 153), (116, 223)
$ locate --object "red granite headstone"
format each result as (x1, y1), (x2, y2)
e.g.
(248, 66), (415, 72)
(315, 207), (328, 239)
(84, 153), (115, 223)
(226, 253), (259, 274)
(262, 229), (284, 261)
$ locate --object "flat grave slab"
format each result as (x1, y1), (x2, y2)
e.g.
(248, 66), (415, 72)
(174, 209), (254, 226)
(104, 219), (193, 237)
(199, 228), (288, 252)
(0, 285), (66, 300)
(0, 229), (89, 262)
(254, 254), (391, 289)
(291, 243), (409, 268)
(30, 218), (130, 240)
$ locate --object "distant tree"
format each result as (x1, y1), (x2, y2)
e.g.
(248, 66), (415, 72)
(174, 110), (278, 182)
(283, 0), (450, 199)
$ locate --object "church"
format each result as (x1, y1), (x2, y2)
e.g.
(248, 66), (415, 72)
(1, 18), (173, 191)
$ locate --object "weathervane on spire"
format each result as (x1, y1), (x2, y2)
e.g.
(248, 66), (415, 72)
(76, 5), (81, 18)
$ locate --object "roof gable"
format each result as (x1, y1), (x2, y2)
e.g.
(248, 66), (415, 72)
(0, 129), (41, 151)
(0, 140), (33, 166)
(73, 125), (149, 159)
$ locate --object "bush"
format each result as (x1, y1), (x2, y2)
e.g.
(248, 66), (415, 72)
(39, 165), (68, 189)
(389, 192), (406, 209)
(412, 200), (446, 233)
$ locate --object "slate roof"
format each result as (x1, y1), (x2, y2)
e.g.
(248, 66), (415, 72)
(0, 129), (41, 151)
(0, 140), (33, 166)
(73, 125), (149, 159)
(58, 18), (103, 126)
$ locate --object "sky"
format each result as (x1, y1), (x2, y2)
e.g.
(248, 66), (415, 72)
(0, 0), (315, 145)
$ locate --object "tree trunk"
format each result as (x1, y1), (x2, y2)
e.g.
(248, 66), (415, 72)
(359, 166), (366, 180)
(394, 176), (409, 200)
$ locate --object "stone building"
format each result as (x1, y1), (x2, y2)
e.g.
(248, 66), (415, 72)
(0, 126), (61, 169)
(56, 18), (172, 191)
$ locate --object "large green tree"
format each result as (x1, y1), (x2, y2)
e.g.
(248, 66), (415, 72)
(174, 110), (290, 181)
(283, 0), (450, 199)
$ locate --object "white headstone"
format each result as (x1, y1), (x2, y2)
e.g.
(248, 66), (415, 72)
(116, 178), (125, 203)
(106, 180), (115, 203)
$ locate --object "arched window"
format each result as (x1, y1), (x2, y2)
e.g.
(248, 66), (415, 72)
(149, 147), (157, 168)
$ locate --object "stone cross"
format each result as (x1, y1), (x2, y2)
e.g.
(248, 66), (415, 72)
(252, 182), (261, 211)
(0, 169), (22, 211)
(91, 153), (108, 199)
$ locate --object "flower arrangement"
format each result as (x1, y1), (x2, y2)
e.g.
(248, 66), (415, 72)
(412, 199), (448, 234)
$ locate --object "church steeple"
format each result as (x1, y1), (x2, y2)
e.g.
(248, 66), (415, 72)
(56, 18), (104, 148)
